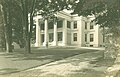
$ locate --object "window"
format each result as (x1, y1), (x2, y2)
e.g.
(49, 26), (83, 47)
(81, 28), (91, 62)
(90, 45), (93, 47)
(73, 33), (77, 41)
(57, 32), (62, 41)
(85, 22), (87, 29)
(41, 34), (44, 43)
(103, 35), (105, 43)
(57, 20), (63, 28)
(48, 22), (53, 29)
(33, 20), (36, 24)
(90, 34), (94, 42)
(49, 33), (53, 42)
(74, 21), (77, 29)
(90, 22), (94, 29)
(67, 21), (71, 28)
(41, 23), (44, 30)
(85, 34), (87, 42)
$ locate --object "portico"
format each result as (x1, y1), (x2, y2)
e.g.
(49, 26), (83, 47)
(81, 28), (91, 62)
(35, 17), (68, 47)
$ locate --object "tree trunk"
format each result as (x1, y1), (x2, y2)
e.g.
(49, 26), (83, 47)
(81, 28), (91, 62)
(4, 11), (13, 53)
(2, 2), (13, 53)
(4, 24), (12, 53)
(27, 14), (34, 53)
(24, 11), (31, 53)
(21, 0), (36, 53)
(22, 0), (31, 53)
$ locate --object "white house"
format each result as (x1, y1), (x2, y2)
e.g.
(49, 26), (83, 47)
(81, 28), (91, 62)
(33, 11), (104, 47)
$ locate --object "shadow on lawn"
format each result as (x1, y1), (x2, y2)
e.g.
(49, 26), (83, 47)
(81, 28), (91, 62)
(0, 48), (97, 61)
(0, 47), (98, 75)
(0, 68), (20, 75)
(90, 57), (115, 67)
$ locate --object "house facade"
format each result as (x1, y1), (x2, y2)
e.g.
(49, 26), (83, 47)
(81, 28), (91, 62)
(33, 11), (104, 47)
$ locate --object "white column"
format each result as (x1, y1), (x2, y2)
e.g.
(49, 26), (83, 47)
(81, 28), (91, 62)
(86, 33), (89, 47)
(53, 18), (57, 46)
(63, 19), (67, 46)
(35, 18), (41, 47)
(71, 21), (73, 45)
(94, 24), (99, 47)
(43, 19), (48, 46)
(78, 17), (83, 47)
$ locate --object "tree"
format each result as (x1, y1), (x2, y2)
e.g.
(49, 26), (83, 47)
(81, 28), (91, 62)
(70, 0), (120, 58)
(21, 0), (71, 51)
(72, 0), (120, 36)
(0, 0), (75, 53)
(0, 3), (5, 50)
(1, 0), (14, 53)
(20, 0), (32, 53)
(0, 0), (26, 52)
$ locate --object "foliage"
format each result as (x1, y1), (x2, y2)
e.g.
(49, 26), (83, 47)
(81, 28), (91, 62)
(35, 0), (74, 19)
(70, 0), (120, 60)
(71, 0), (120, 37)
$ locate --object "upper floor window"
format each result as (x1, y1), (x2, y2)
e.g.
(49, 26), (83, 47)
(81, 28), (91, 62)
(57, 20), (63, 28)
(90, 34), (94, 42)
(90, 22), (94, 29)
(73, 33), (77, 41)
(73, 21), (77, 29)
(67, 21), (71, 28)
(85, 22), (87, 29)
(48, 21), (53, 29)
(41, 23), (44, 30)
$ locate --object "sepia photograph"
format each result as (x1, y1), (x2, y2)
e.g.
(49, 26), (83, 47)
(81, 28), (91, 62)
(0, 0), (120, 77)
